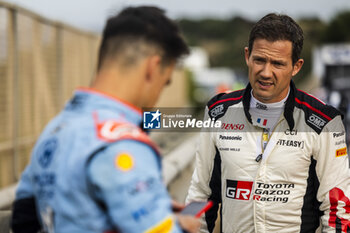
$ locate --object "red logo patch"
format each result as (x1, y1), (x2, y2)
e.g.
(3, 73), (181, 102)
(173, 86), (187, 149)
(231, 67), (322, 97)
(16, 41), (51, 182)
(329, 187), (350, 232)
(226, 180), (253, 201)
(221, 123), (245, 131)
(92, 112), (159, 155)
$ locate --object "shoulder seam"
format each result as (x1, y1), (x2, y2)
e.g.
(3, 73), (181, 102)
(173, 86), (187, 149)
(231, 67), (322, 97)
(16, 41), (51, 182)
(208, 89), (245, 109)
(295, 97), (332, 121)
(209, 96), (243, 109)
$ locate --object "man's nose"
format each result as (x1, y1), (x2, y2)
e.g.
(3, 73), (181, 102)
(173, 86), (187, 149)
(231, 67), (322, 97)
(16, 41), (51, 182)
(260, 63), (273, 79)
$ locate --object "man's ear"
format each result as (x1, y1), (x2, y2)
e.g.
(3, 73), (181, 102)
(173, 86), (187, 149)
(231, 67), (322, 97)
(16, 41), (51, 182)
(145, 55), (162, 82)
(292, 58), (304, 77)
(244, 47), (250, 65)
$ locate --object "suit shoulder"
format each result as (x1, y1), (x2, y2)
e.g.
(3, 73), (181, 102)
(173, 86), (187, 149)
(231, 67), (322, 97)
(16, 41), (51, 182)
(295, 89), (342, 134)
(207, 89), (245, 119)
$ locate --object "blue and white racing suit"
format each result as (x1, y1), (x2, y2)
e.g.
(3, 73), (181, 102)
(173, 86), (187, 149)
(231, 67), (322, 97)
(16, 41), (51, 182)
(12, 88), (182, 233)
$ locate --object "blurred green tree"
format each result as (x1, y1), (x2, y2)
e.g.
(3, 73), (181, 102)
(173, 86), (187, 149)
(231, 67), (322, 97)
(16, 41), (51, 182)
(322, 11), (350, 42)
(178, 11), (350, 83)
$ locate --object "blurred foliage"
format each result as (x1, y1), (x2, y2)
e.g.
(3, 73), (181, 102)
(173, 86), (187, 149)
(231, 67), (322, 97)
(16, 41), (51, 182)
(185, 69), (199, 107)
(178, 10), (350, 82)
(321, 11), (350, 42)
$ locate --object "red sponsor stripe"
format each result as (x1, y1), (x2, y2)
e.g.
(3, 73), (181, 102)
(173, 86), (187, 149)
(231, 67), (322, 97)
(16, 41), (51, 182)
(295, 97), (332, 121)
(209, 96), (243, 109)
(329, 187), (350, 232)
(297, 89), (326, 105)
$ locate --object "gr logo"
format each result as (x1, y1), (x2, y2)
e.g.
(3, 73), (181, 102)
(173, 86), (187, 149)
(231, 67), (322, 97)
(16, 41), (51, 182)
(226, 180), (253, 201)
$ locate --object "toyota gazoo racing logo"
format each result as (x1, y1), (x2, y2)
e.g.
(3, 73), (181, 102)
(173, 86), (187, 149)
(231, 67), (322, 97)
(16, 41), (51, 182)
(253, 182), (295, 203)
(307, 113), (326, 129)
(226, 180), (253, 201)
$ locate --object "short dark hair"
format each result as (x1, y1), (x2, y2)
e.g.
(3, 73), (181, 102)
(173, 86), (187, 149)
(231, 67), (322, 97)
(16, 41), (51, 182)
(248, 13), (304, 64)
(97, 6), (189, 70)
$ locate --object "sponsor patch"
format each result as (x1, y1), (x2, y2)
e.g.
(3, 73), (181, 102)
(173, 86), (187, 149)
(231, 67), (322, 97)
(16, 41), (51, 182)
(335, 140), (346, 146)
(131, 199), (157, 221)
(226, 180), (253, 201)
(145, 216), (173, 233)
(329, 187), (350, 232)
(219, 147), (240, 152)
(284, 129), (297, 135)
(256, 102), (267, 110)
(307, 113), (326, 129)
(95, 118), (142, 142)
(210, 104), (224, 118)
(333, 131), (345, 138)
(221, 123), (245, 130)
(253, 182), (295, 203)
(276, 139), (304, 149)
(219, 134), (242, 140)
(128, 177), (156, 196)
(38, 138), (58, 168)
(336, 147), (347, 157)
(115, 153), (134, 171)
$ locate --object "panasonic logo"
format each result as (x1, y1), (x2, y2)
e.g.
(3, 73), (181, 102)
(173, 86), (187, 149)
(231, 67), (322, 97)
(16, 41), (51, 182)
(219, 135), (242, 140)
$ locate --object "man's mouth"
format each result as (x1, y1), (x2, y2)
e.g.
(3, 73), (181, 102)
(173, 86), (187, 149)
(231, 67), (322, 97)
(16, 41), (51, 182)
(258, 80), (273, 86)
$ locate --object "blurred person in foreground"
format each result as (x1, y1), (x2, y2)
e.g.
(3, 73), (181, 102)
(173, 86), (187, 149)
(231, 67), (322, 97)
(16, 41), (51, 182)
(186, 13), (350, 232)
(11, 6), (200, 233)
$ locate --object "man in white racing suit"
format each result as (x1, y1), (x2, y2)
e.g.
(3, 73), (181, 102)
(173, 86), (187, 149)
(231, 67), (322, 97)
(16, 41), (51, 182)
(186, 13), (350, 232)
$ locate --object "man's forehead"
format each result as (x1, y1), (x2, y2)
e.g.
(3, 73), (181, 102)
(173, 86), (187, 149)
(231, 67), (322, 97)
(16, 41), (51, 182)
(251, 39), (293, 60)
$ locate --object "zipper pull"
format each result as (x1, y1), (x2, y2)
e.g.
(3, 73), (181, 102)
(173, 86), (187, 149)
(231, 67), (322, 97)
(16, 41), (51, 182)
(255, 154), (262, 162)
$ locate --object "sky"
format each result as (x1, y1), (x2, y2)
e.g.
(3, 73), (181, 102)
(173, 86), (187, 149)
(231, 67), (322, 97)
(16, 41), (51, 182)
(4, 0), (350, 32)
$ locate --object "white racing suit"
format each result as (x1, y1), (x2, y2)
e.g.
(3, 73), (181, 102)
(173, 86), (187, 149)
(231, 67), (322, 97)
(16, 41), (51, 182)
(186, 81), (350, 232)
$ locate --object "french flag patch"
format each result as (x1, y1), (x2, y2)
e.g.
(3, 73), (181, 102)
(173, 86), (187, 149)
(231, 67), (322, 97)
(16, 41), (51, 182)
(257, 118), (267, 126)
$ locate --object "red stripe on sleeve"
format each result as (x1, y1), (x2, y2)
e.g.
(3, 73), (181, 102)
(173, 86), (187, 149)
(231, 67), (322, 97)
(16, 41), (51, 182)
(295, 98), (332, 121)
(209, 96), (243, 109)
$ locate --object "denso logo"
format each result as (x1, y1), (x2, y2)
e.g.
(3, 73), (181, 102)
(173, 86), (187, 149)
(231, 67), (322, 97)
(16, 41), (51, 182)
(226, 180), (253, 201)
(307, 114), (326, 129)
(221, 123), (245, 130)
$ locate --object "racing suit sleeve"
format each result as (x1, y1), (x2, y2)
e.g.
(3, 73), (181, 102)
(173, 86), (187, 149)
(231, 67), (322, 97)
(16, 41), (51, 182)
(11, 164), (42, 233)
(314, 115), (350, 232)
(87, 140), (183, 233)
(186, 109), (220, 233)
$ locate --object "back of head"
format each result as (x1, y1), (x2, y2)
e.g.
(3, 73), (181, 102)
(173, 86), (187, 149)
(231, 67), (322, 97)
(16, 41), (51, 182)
(248, 13), (304, 64)
(97, 6), (189, 70)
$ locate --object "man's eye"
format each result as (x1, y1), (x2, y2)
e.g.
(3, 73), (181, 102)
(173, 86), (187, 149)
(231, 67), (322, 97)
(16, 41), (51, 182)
(254, 58), (265, 63)
(273, 62), (284, 67)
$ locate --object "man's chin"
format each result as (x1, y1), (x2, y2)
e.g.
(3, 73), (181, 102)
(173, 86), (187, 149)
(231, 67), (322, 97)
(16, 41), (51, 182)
(252, 91), (273, 103)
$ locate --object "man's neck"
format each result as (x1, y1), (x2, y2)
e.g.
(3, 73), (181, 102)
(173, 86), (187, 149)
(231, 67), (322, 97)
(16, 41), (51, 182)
(252, 87), (290, 104)
(91, 69), (144, 108)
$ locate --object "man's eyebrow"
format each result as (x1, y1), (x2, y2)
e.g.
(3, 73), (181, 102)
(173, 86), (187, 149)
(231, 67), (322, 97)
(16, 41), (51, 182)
(271, 59), (287, 65)
(252, 55), (287, 64)
(252, 55), (266, 60)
